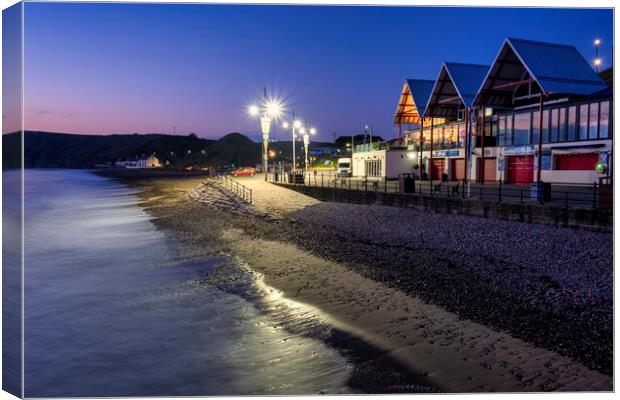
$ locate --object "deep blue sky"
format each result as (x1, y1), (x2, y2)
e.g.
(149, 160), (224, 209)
(23, 4), (613, 141)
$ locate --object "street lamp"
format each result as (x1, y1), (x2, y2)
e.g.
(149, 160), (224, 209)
(594, 38), (602, 71)
(302, 127), (316, 171)
(248, 95), (282, 180)
(282, 118), (303, 171)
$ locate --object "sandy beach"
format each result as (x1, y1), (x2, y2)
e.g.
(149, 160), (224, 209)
(115, 173), (612, 393)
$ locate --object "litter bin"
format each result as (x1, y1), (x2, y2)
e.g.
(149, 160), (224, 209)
(289, 171), (305, 184)
(530, 181), (551, 202)
(399, 173), (415, 193)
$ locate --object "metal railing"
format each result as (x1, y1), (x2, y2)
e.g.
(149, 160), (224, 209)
(215, 175), (253, 203)
(267, 171), (611, 210)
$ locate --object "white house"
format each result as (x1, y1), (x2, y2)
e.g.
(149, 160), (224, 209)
(116, 155), (161, 168)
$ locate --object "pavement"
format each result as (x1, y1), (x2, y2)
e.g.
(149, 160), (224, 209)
(227, 174), (320, 217)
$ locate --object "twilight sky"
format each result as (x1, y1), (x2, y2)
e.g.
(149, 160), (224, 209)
(19, 3), (613, 141)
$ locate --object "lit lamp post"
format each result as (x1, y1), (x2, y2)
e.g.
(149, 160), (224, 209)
(248, 98), (282, 180)
(282, 119), (303, 171)
(594, 38), (602, 71)
(302, 127), (316, 172)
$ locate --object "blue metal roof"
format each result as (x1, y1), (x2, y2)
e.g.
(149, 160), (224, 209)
(424, 62), (489, 117)
(443, 63), (489, 107)
(405, 79), (435, 116)
(507, 38), (607, 95)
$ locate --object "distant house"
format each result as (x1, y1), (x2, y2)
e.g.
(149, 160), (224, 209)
(115, 155), (161, 168)
(139, 155), (161, 168)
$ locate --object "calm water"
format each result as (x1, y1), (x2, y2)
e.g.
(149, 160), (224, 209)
(21, 169), (352, 397)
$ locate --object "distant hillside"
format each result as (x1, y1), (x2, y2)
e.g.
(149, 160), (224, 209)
(201, 132), (260, 167)
(2, 131), (215, 169)
(2, 131), (336, 169)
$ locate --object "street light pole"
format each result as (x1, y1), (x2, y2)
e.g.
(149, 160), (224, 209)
(248, 89), (282, 180)
(301, 127), (316, 172)
(292, 121), (296, 171)
(261, 114), (270, 181)
(283, 117), (303, 172)
(594, 38), (602, 72)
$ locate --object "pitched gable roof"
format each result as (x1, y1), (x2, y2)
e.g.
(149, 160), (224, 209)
(476, 38), (607, 106)
(393, 79), (435, 125)
(425, 62), (489, 117)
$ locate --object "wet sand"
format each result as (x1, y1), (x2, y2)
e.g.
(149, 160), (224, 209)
(113, 174), (612, 393)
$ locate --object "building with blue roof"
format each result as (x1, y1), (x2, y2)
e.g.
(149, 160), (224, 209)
(371, 37), (613, 185)
(473, 37), (611, 185)
(355, 37), (611, 184)
(351, 79), (441, 179)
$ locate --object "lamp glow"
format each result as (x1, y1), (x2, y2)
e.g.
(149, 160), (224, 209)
(282, 121), (289, 129)
(294, 120), (302, 129)
(309, 127), (317, 135)
(594, 38), (601, 46)
(266, 101), (282, 117)
(248, 105), (259, 116)
(594, 58), (602, 66)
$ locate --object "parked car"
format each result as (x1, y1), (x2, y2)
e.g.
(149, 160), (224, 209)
(231, 167), (256, 177)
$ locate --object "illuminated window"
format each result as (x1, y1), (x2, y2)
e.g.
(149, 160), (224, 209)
(457, 123), (466, 147)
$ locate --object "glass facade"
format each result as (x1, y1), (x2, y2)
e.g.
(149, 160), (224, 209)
(495, 100), (610, 146)
(404, 99), (610, 151)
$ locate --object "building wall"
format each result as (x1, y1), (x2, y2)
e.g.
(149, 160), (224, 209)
(470, 140), (612, 184)
(352, 149), (415, 179)
(403, 94), (612, 185)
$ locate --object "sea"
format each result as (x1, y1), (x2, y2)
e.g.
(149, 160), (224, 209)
(12, 169), (353, 397)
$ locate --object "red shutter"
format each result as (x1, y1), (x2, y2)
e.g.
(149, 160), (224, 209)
(507, 155), (534, 184)
(555, 154), (598, 171)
